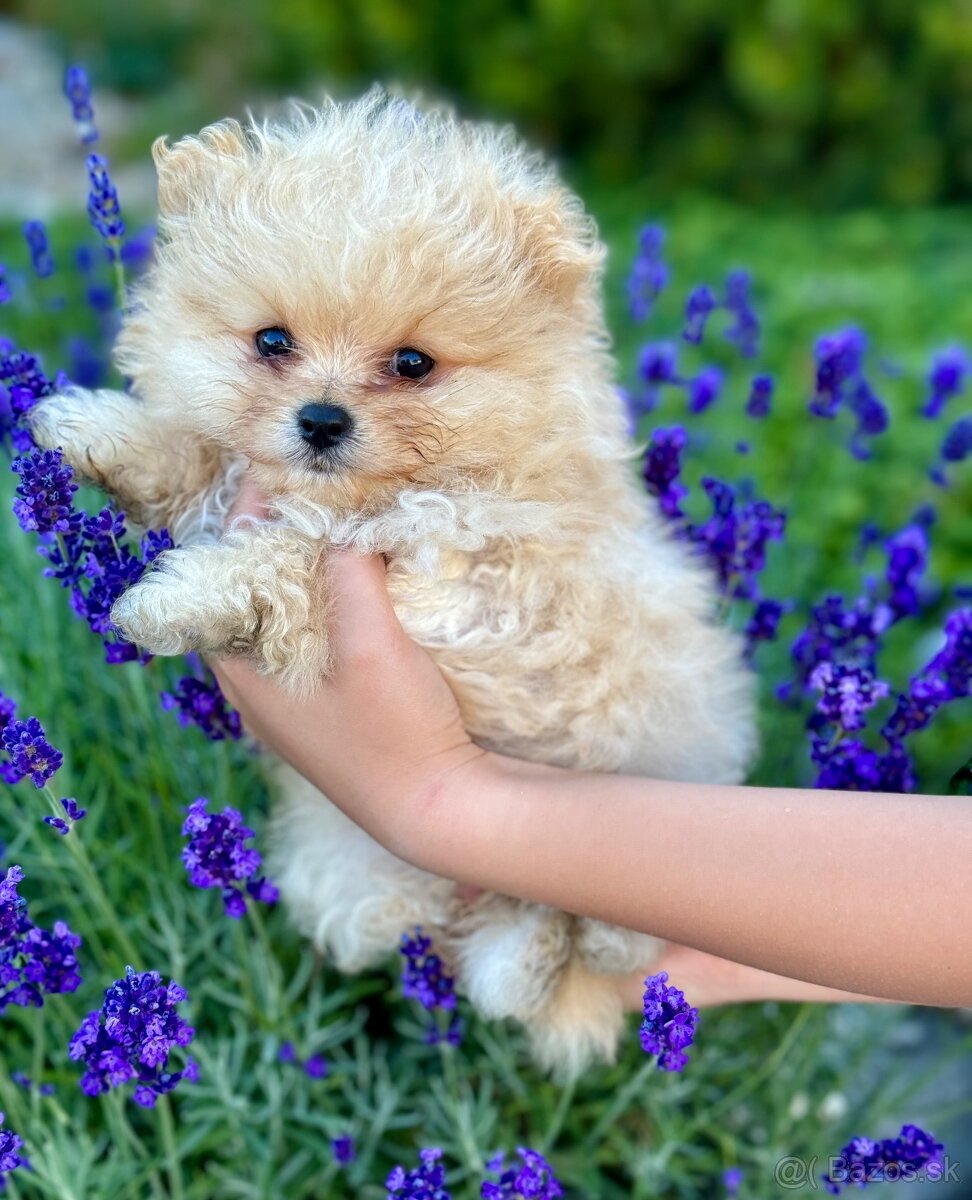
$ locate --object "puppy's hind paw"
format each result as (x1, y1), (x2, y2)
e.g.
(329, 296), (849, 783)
(575, 919), (663, 976)
(451, 900), (573, 1022)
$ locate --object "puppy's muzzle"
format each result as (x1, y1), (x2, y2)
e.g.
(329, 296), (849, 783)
(296, 402), (354, 452)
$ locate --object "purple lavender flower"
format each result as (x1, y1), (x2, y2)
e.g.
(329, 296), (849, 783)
(746, 373), (773, 419)
(811, 738), (883, 792)
(911, 502), (937, 529)
(847, 379), (889, 460)
(24, 499), (172, 666)
(811, 328), (867, 418)
(278, 1042), (297, 1064)
(920, 608), (972, 700)
(20, 921), (83, 999)
(627, 225), (668, 321)
(85, 154), (125, 257)
(181, 797), (278, 919)
(400, 928), (458, 1014)
(1, 716), (63, 788)
(684, 478), (786, 600)
(940, 416), (972, 463)
(386, 1148), (451, 1200)
(0, 265), (9, 305)
(682, 285), (717, 344)
(68, 966), (197, 1107)
(332, 1135), (356, 1166)
(876, 739), (917, 793)
(73, 245), (116, 313)
(61, 514), (172, 654)
(936, 417), (972, 487)
(636, 340), (680, 412)
(723, 1167), (743, 1195)
(823, 1124), (943, 1194)
(0, 693), (14, 732)
(642, 425), (688, 519)
(723, 270), (760, 357)
(67, 337), (105, 389)
(884, 525), (928, 620)
(809, 662), (890, 732)
(0, 1114), (29, 1191)
(0, 865), (82, 1011)
(69, 537), (144, 636)
(744, 598), (786, 657)
(790, 594), (886, 688)
(882, 675), (951, 741)
(304, 1054), (328, 1079)
(482, 1148), (563, 1199)
(23, 221), (54, 278)
(639, 342), (680, 385)
(0, 342), (63, 424)
(801, 326), (888, 456)
(161, 672), (242, 741)
(12, 449), (81, 535)
(63, 65), (99, 143)
(43, 797), (86, 837)
(120, 226), (156, 272)
(923, 346), (967, 419)
(424, 1012), (463, 1047)
(0, 866), (28, 948)
(688, 366), (723, 414)
(639, 971), (698, 1071)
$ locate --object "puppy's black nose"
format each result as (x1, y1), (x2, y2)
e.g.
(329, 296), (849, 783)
(296, 402), (353, 451)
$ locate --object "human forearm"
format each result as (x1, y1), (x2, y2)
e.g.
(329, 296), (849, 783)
(415, 753), (972, 1006)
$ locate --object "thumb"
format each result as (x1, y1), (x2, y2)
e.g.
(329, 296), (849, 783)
(327, 550), (408, 667)
(227, 475), (270, 525)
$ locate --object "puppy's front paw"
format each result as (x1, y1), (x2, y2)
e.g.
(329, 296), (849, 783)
(111, 577), (202, 657)
(26, 388), (103, 468)
(110, 548), (252, 657)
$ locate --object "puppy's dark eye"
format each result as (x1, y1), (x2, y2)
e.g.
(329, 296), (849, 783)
(390, 347), (435, 380)
(255, 327), (296, 357)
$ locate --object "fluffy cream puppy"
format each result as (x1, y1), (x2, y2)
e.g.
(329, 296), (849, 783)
(29, 89), (755, 1074)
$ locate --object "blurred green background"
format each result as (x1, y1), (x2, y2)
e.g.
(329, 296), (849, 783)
(12, 0), (972, 207)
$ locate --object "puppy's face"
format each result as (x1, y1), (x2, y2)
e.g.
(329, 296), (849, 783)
(118, 96), (605, 511)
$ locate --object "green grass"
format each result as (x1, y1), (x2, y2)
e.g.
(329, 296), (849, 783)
(0, 199), (970, 1198)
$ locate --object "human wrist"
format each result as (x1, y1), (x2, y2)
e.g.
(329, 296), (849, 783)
(395, 747), (513, 880)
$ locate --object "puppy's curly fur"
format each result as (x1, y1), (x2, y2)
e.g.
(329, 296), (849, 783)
(29, 89), (756, 1074)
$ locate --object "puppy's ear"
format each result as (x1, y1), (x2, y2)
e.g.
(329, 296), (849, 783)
(152, 120), (248, 217)
(512, 188), (604, 306)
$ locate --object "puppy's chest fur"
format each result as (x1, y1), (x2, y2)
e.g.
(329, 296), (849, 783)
(384, 534), (746, 781)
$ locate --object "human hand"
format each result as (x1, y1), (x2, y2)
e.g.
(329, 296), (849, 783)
(211, 477), (488, 864)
